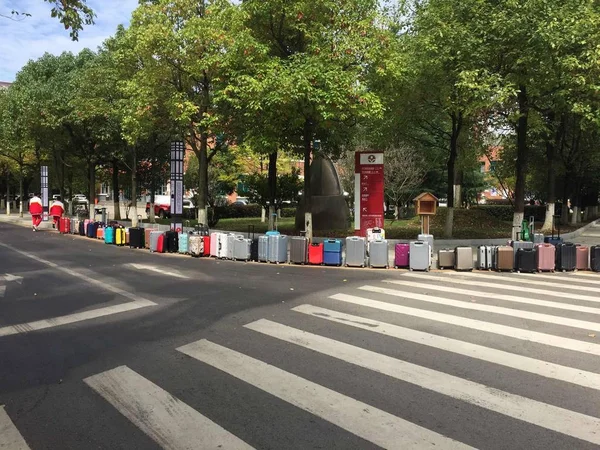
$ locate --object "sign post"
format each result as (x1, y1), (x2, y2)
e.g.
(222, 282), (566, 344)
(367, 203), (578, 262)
(170, 141), (185, 232)
(41, 165), (49, 222)
(354, 152), (384, 236)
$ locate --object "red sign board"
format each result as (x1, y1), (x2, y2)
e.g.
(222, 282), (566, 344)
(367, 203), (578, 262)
(354, 152), (384, 236)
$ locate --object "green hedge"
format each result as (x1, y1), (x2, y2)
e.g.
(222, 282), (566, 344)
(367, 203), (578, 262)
(214, 204), (262, 219)
(475, 205), (546, 222)
(280, 207), (296, 218)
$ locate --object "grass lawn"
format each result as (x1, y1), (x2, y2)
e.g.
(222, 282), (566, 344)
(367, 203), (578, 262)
(141, 208), (594, 240)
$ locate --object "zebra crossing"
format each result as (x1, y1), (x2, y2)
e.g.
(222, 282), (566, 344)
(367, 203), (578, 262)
(3, 271), (600, 449)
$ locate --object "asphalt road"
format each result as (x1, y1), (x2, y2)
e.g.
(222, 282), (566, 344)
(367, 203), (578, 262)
(1, 222), (600, 450)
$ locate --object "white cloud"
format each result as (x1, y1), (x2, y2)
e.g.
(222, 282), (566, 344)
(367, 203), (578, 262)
(0, 0), (138, 81)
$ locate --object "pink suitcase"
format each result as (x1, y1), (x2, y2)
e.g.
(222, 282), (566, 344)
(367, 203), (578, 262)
(394, 243), (410, 268)
(535, 243), (555, 272)
(576, 245), (589, 270)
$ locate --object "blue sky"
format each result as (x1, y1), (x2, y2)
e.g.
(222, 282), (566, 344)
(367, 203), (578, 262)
(0, 0), (138, 82)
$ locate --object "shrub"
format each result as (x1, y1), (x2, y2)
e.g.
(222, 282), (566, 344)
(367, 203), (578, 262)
(214, 204), (263, 219)
(280, 207), (296, 218)
(475, 205), (546, 222)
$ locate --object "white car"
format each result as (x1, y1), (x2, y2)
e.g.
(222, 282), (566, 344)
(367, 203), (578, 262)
(72, 194), (89, 205)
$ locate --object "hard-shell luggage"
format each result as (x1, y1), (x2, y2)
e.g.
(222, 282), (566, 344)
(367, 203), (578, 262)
(308, 243), (324, 265)
(477, 245), (494, 270)
(83, 219), (91, 236)
(149, 231), (165, 253)
(115, 228), (126, 246)
(369, 240), (389, 268)
(394, 243), (410, 269)
(79, 220), (86, 236)
(438, 248), (455, 269)
(345, 236), (366, 267)
(576, 245), (589, 271)
(164, 231), (178, 253)
(87, 222), (98, 238)
(418, 234), (434, 254)
(268, 234), (288, 264)
(70, 218), (77, 234)
(227, 234), (243, 260)
(96, 226), (105, 240)
(533, 233), (544, 244)
(455, 246), (473, 271)
(591, 245), (600, 272)
(210, 232), (219, 257)
(290, 236), (309, 264)
(178, 232), (189, 254)
(409, 241), (430, 271)
(233, 236), (252, 261)
(258, 235), (269, 262)
(59, 217), (70, 234)
(201, 236), (210, 256)
(323, 239), (343, 266)
(129, 227), (145, 249)
(216, 233), (229, 259)
(516, 248), (537, 273)
(248, 226), (259, 262)
(535, 243), (555, 272)
(544, 215), (563, 245)
(104, 226), (115, 245)
(195, 223), (210, 236)
(367, 227), (385, 242)
(144, 228), (153, 249)
(495, 245), (514, 272)
(556, 242), (576, 272)
(189, 235), (204, 257)
(511, 240), (534, 265)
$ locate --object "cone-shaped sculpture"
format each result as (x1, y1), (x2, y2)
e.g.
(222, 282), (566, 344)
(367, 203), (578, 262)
(296, 155), (349, 231)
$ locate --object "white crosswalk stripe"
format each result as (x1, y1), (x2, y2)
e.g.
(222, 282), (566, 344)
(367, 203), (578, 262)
(84, 366), (253, 450)
(398, 273), (600, 303)
(380, 279), (600, 316)
(245, 319), (600, 446)
(359, 284), (600, 333)
(177, 339), (474, 450)
(0, 406), (31, 450)
(291, 304), (600, 391)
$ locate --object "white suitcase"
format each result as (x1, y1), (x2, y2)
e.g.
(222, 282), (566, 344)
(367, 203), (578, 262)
(217, 233), (229, 259)
(210, 232), (219, 257)
(417, 234), (434, 255)
(409, 241), (431, 271)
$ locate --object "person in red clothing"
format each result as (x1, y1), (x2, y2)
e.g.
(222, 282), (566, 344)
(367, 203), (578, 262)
(49, 199), (65, 229)
(29, 194), (43, 231)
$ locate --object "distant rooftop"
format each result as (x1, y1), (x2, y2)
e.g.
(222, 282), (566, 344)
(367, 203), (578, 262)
(0, 81), (12, 89)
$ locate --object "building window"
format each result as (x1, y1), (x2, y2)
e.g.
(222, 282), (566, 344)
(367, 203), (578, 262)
(490, 161), (497, 172)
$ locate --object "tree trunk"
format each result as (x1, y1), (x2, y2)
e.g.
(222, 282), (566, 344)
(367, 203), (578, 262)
(561, 189), (570, 226)
(571, 205), (579, 225)
(268, 151), (278, 230)
(444, 112), (462, 238)
(149, 161), (156, 223)
(131, 148), (139, 227)
(261, 207), (266, 223)
(18, 167), (23, 218)
(541, 140), (556, 232)
(6, 171), (10, 215)
(303, 120), (314, 240)
(196, 132), (209, 226)
(89, 161), (96, 220)
(512, 86), (529, 241)
(112, 159), (121, 220)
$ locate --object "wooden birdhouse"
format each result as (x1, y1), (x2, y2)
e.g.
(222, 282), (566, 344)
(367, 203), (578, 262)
(414, 192), (438, 216)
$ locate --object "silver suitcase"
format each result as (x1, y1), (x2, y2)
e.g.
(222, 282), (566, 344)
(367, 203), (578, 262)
(533, 233), (544, 244)
(455, 246), (474, 271)
(290, 236), (308, 264)
(409, 241), (430, 271)
(477, 245), (494, 270)
(149, 230), (163, 252)
(418, 234), (434, 254)
(345, 236), (366, 267)
(227, 234), (243, 260)
(268, 235), (288, 263)
(438, 249), (455, 269)
(369, 240), (389, 268)
(233, 236), (251, 261)
(258, 235), (269, 262)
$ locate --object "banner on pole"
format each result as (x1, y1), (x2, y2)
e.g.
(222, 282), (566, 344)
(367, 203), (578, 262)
(170, 141), (185, 231)
(354, 152), (384, 236)
(41, 165), (49, 221)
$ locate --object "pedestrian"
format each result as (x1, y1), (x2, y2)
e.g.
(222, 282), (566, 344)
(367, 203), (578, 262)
(49, 198), (65, 229)
(29, 194), (43, 231)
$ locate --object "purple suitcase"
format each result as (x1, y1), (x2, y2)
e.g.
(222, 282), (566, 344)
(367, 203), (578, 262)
(394, 243), (410, 268)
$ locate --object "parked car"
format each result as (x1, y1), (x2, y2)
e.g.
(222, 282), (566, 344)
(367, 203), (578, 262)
(72, 194), (89, 205)
(146, 195), (195, 219)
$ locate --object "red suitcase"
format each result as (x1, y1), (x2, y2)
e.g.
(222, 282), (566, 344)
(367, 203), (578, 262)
(156, 233), (165, 253)
(308, 243), (324, 265)
(59, 217), (70, 234)
(202, 235), (211, 256)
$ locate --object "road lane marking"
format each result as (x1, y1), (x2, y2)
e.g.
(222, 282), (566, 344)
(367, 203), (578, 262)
(292, 304), (600, 391)
(0, 300), (156, 337)
(329, 293), (600, 356)
(380, 279), (600, 316)
(360, 285), (600, 332)
(127, 263), (189, 279)
(177, 339), (473, 450)
(245, 319), (600, 446)
(395, 274), (600, 303)
(0, 406), (31, 450)
(84, 366), (253, 450)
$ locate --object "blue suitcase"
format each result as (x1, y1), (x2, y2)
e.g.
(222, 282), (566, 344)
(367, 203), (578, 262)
(86, 222), (98, 238)
(104, 226), (115, 245)
(544, 236), (564, 246)
(323, 239), (342, 266)
(178, 232), (189, 254)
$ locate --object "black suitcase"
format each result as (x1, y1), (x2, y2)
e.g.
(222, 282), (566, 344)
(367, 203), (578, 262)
(248, 225), (258, 262)
(591, 245), (600, 272)
(516, 248), (536, 273)
(556, 242), (576, 272)
(165, 231), (179, 253)
(79, 221), (85, 236)
(195, 223), (210, 236)
(129, 227), (145, 249)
